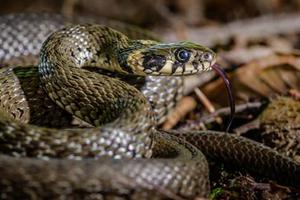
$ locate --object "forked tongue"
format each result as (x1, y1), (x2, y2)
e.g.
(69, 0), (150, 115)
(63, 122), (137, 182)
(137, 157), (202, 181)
(211, 63), (235, 132)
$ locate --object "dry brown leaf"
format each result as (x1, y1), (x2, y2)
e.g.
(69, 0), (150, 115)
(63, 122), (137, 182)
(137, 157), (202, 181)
(202, 54), (300, 105)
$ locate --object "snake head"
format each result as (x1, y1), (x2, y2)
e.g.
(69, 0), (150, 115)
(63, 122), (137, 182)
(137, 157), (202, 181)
(125, 41), (216, 75)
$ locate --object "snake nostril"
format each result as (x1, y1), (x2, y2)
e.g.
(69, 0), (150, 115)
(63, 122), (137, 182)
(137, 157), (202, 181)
(201, 52), (214, 62)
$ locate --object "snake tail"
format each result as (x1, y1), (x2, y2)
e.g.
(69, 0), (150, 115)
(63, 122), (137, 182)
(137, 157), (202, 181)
(172, 130), (300, 187)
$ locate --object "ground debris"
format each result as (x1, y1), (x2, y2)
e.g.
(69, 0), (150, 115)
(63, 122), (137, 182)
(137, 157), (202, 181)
(260, 96), (300, 162)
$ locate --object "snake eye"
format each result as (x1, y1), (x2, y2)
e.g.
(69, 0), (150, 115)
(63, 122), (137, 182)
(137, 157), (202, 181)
(175, 49), (190, 63)
(201, 52), (214, 62)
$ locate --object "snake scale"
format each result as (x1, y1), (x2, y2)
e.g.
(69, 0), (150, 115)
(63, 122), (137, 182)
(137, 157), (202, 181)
(0, 13), (299, 199)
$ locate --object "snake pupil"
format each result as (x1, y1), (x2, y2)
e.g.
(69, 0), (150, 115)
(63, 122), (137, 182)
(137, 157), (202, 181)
(175, 49), (190, 63)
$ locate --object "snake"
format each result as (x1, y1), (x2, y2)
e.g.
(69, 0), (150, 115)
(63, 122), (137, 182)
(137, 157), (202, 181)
(0, 13), (299, 200)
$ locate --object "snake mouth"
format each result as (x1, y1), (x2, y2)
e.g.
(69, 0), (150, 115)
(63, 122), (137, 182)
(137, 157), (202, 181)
(211, 63), (235, 132)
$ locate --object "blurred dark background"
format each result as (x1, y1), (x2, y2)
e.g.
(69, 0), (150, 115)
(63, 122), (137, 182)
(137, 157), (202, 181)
(1, 0), (300, 27)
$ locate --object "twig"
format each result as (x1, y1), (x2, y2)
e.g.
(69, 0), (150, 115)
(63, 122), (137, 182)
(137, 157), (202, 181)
(162, 96), (197, 130)
(162, 14), (300, 47)
(194, 88), (215, 113)
(194, 88), (223, 126)
(234, 119), (260, 135)
(183, 72), (215, 95)
(177, 102), (264, 131)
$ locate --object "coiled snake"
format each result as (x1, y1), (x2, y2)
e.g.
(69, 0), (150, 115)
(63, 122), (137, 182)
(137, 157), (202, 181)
(0, 13), (299, 199)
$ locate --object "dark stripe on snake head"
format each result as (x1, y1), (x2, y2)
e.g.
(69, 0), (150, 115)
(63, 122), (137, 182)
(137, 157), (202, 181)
(120, 61), (134, 74)
(171, 60), (184, 74)
(142, 54), (166, 73)
(200, 61), (205, 71)
(117, 52), (134, 74)
(192, 61), (198, 70)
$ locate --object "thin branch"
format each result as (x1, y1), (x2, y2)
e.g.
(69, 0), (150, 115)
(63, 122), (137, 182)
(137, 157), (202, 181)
(178, 102), (264, 131)
(162, 14), (300, 47)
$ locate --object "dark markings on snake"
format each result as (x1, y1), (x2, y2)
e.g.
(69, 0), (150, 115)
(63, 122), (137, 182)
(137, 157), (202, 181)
(95, 48), (101, 55)
(200, 62), (205, 71)
(142, 54), (166, 72)
(192, 61), (198, 69)
(70, 51), (75, 58)
(118, 55), (134, 74)
(171, 60), (183, 74)
(104, 53), (111, 64)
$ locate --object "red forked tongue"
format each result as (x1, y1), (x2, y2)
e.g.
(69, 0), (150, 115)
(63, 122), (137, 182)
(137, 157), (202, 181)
(211, 63), (235, 132)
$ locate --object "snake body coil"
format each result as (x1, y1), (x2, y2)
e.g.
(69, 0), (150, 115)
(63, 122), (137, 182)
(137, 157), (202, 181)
(0, 13), (299, 199)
